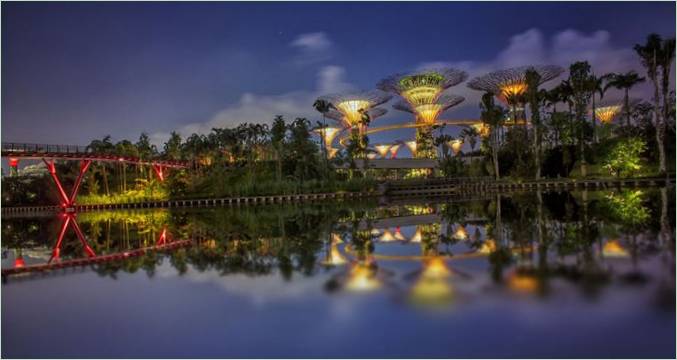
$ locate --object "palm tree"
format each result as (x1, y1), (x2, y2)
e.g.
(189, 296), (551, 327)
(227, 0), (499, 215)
(634, 34), (664, 173)
(660, 38), (675, 131)
(312, 99), (335, 161)
(461, 127), (479, 154)
(480, 93), (506, 179)
(604, 71), (645, 126)
(589, 73), (613, 143)
(568, 61), (594, 178)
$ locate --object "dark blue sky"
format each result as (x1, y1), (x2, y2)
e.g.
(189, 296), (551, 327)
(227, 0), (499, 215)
(2, 2), (675, 146)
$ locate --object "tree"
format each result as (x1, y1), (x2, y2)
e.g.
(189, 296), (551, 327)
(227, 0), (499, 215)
(525, 68), (543, 178)
(588, 73), (612, 143)
(460, 127), (479, 153)
(604, 71), (645, 126)
(271, 115), (287, 182)
(87, 135), (114, 196)
(659, 38), (675, 137)
(603, 137), (646, 178)
(163, 131), (183, 161)
(312, 99), (335, 161)
(634, 34), (665, 174)
(568, 61), (594, 177)
(480, 93), (506, 179)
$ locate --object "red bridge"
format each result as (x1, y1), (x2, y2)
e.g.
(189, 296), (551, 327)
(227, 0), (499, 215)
(2, 142), (189, 211)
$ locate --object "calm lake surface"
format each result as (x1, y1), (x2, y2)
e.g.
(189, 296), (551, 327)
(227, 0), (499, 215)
(2, 189), (675, 358)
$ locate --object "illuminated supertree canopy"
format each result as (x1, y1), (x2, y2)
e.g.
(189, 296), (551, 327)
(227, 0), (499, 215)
(594, 105), (622, 123)
(593, 99), (638, 124)
(377, 68), (468, 106)
(325, 107), (388, 127)
(393, 94), (465, 124)
(317, 90), (392, 128)
(467, 65), (564, 104)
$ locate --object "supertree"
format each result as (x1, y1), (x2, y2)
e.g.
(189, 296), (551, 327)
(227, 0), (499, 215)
(594, 105), (623, 124)
(317, 91), (392, 129)
(378, 68), (467, 159)
(392, 94), (465, 158)
(467, 65), (564, 125)
(316, 91), (392, 157)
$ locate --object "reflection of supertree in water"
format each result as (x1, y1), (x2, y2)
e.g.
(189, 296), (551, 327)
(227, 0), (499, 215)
(467, 65), (563, 125)
(379, 68), (467, 159)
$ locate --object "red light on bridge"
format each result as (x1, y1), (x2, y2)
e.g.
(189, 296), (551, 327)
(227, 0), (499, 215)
(8, 157), (19, 167)
(14, 257), (25, 268)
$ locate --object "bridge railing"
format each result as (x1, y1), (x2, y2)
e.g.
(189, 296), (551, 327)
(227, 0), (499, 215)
(2, 142), (91, 154)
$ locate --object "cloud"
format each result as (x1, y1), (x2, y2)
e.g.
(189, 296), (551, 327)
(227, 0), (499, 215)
(290, 32), (334, 65)
(150, 65), (355, 145)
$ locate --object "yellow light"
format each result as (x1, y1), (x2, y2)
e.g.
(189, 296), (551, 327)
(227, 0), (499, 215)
(595, 105), (622, 123)
(477, 239), (497, 254)
(409, 256), (454, 307)
(322, 234), (347, 266)
(313, 127), (341, 147)
(379, 230), (396, 242)
(405, 140), (417, 156)
(499, 81), (527, 99)
(203, 239), (218, 249)
(388, 144), (401, 158)
(410, 229), (422, 243)
(421, 257), (451, 279)
(374, 144), (392, 158)
(471, 123), (490, 137)
(345, 262), (381, 292)
(336, 100), (371, 126)
(602, 239), (629, 257)
(393, 228), (406, 241)
(508, 272), (538, 293)
(452, 225), (468, 240)
(414, 104), (443, 124)
(448, 139), (463, 155)
(401, 86), (442, 106)
(327, 148), (339, 159)
(367, 153), (378, 159)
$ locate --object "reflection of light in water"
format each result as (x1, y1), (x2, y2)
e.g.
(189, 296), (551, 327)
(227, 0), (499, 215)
(508, 271), (538, 293)
(602, 240), (629, 257)
(379, 230), (396, 242)
(370, 229), (381, 236)
(345, 262), (381, 292)
(453, 225), (468, 240)
(394, 227), (406, 241)
(409, 257), (453, 306)
(410, 229), (422, 243)
(322, 234), (347, 266)
(477, 239), (497, 254)
(421, 257), (451, 279)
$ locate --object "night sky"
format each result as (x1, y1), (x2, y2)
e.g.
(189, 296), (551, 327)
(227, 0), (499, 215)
(2, 1), (675, 148)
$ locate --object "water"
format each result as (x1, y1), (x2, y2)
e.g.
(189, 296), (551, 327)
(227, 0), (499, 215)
(2, 189), (675, 358)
